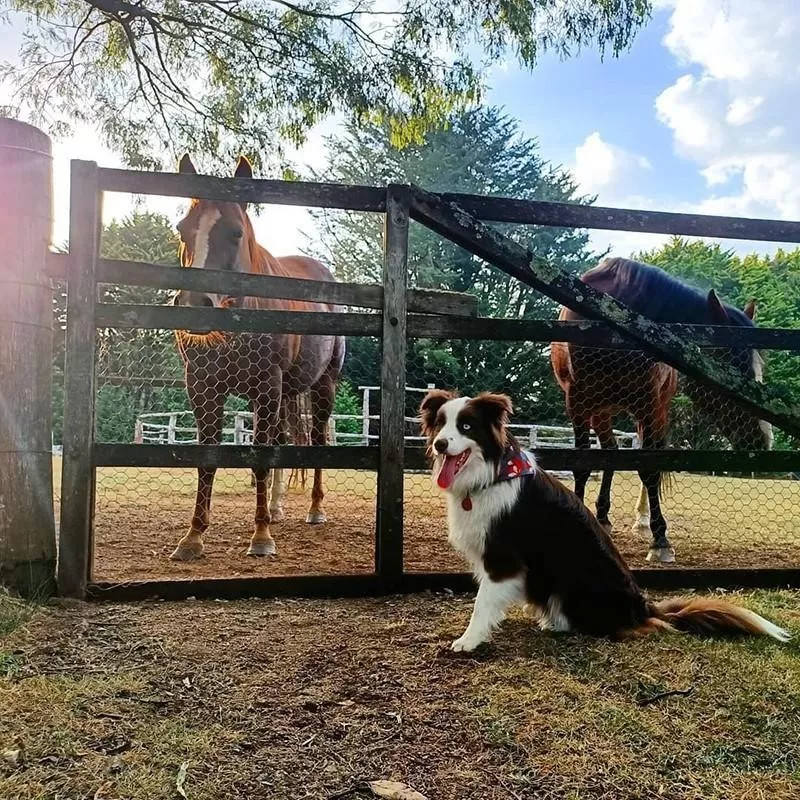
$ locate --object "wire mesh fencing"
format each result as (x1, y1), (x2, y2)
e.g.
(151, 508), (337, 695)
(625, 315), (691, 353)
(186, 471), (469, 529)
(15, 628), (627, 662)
(91, 319), (380, 582)
(403, 328), (800, 572)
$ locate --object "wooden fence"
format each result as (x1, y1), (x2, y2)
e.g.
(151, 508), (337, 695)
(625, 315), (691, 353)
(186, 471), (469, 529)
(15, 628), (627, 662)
(40, 162), (800, 600)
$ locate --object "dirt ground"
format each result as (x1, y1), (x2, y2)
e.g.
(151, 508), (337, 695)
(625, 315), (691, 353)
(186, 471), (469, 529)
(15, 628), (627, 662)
(2, 590), (800, 800)
(79, 466), (800, 583)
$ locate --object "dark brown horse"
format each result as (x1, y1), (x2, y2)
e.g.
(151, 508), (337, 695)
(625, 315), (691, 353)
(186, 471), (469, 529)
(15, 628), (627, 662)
(551, 257), (772, 564)
(169, 155), (345, 561)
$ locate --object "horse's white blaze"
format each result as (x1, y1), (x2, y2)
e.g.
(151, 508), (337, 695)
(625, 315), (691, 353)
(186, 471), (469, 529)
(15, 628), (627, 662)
(192, 208), (221, 269)
(752, 351), (774, 448)
(752, 350), (764, 383)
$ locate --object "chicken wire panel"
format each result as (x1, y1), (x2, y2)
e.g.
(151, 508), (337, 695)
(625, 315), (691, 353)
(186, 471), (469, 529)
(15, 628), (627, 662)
(92, 327), (379, 581)
(403, 336), (800, 573)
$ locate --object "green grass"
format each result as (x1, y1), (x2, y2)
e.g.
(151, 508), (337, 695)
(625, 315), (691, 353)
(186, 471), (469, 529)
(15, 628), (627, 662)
(0, 590), (35, 638)
(465, 589), (800, 799)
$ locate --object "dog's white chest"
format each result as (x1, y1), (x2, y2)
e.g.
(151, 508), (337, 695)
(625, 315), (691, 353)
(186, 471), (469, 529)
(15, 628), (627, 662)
(446, 481), (520, 572)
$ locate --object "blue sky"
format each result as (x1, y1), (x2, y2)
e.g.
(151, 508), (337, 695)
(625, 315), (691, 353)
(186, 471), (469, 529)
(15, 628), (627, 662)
(2, 0), (798, 257)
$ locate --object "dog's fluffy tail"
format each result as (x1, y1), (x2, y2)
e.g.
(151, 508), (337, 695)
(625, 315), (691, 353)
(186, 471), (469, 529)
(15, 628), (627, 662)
(647, 597), (790, 642)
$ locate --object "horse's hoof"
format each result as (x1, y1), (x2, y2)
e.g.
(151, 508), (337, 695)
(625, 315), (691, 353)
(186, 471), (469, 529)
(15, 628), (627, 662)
(170, 542), (204, 561)
(247, 539), (276, 557)
(632, 519), (652, 538)
(646, 546), (675, 564)
(305, 511), (327, 525)
(269, 508), (285, 523)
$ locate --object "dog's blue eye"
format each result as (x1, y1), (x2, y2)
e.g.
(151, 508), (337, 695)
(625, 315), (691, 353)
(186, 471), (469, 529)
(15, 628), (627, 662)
(460, 423), (471, 432)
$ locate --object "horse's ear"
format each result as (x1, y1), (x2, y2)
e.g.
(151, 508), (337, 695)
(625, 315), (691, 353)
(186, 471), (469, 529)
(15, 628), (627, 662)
(419, 389), (455, 438)
(707, 289), (729, 324)
(178, 153), (197, 174)
(234, 155), (253, 180)
(744, 298), (757, 320)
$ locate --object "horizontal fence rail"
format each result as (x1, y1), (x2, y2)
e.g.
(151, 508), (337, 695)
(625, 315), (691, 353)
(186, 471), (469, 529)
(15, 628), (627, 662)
(95, 303), (382, 336)
(99, 168), (387, 210)
(85, 568), (800, 602)
(92, 300), (800, 350)
(446, 193), (800, 243)
(94, 443), (379, 470)
(95, 165), (800, 244)
(92, 444), (799, 474)
(46, 254), (478, 317)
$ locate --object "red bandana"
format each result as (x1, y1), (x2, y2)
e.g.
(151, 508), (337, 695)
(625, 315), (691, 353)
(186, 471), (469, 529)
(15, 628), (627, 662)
(461, 448), (537, 510)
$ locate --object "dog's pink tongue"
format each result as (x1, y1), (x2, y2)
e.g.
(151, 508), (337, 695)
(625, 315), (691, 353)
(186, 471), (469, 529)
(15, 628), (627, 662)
(437, 454), (461, 489)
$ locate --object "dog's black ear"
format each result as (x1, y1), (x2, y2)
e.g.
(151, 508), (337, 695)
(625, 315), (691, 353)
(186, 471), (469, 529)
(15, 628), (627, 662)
(419, 390), (455, 439)
(471, 393), (513, 445)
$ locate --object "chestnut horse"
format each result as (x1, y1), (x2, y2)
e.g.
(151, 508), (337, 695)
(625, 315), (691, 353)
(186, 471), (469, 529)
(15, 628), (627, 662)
(169, 154), (345, 561)
(551, 257), (772, 564)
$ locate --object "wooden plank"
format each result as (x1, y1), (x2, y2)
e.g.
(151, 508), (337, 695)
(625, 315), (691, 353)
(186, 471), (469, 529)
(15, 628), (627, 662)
(94, 443), (378, 470)
(409, 186), (800, 437)
(375, 185), (410, 586)
(95, 302), (800, 350)
(95, 303), (382, 336)
(408, 315), (800, 350)
(58, 161), (100, 599)
(87, 574), (384, 602)
(445, 193), (800, 244)
(95, 258), (476, 316)
(403, 447), (800, 473)
(85, 567), (800, 602)
(98, 167), (386, 211)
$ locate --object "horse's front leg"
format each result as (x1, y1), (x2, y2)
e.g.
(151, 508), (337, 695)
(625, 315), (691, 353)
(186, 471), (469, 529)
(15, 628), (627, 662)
(632, 484), (651, 536)
(593, 413), (617, 532)
(171, 391), (223, 561)
(269, 469), (287, 523)
(268, 397), (290, 523)
(306, 372), (336, 524)
(570, 415), (592, 504)
(639, 428), (674, 564)
(248, 375), (282, 557)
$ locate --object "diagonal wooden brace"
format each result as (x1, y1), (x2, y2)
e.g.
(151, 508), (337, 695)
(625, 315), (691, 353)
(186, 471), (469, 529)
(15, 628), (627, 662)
(408, 184), (800, 438)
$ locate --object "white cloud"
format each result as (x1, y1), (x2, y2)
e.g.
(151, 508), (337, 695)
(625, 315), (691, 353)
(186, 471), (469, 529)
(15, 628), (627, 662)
(726, 96), (763, 126)
(656, 0), (800, 224)
(572, 132), (651, 196)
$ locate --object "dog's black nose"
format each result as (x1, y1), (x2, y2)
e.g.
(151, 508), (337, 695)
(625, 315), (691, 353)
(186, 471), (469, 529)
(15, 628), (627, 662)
(433, 439), (448, 454)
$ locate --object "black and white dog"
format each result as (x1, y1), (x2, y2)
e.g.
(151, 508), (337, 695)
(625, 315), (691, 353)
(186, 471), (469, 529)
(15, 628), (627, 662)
(420, 389), (790, 652)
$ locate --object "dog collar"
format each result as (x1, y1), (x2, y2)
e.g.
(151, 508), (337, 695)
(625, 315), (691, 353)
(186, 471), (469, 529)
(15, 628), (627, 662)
(461, 448), (537, 510)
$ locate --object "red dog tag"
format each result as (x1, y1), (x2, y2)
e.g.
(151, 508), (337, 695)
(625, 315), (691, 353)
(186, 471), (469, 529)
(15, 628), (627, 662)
(461, 496), (472, 511)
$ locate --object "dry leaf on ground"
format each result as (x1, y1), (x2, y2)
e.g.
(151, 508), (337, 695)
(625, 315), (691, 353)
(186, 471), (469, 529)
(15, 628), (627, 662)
(369, 779), (429, 800)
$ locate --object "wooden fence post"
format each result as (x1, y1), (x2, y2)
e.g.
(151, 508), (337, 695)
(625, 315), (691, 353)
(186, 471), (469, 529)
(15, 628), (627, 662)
(58, 160), (99, 598)
(375, 185), (409, 586)
(0, 119), (57, 597)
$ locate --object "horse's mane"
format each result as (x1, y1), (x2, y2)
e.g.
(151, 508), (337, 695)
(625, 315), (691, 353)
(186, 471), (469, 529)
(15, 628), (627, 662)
(243, 214), (292, 278)
(582, 257), (754, 328)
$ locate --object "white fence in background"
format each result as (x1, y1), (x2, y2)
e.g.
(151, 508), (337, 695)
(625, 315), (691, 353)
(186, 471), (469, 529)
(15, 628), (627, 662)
(133, 409), (639, 450)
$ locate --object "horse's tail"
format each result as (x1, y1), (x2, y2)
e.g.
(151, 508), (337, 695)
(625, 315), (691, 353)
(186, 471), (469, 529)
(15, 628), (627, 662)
(645, 597), (790, 642)
(657, 470), (675, 501)
(550, 340), (574, 391)
(286, 392), (310, 490)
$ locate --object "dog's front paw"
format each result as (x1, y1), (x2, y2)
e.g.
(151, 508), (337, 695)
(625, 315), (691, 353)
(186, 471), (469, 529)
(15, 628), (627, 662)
(451, 633), (487, 652)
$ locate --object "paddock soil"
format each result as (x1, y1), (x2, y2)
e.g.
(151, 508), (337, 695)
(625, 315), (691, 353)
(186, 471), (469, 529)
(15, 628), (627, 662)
(2, 590), (799, 800)
(75, 466), (800, 583)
